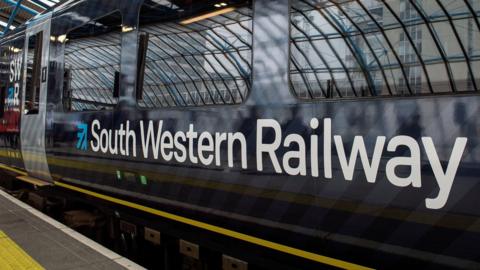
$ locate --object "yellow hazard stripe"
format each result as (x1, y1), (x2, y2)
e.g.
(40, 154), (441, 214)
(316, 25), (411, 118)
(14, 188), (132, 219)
(54, 181), (373, 270)
(0, 163), (27, 176)
(0, 231), (44, 270)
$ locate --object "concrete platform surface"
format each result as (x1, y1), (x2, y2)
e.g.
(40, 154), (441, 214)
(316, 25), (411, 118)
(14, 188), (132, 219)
(0, 189), (145, 270)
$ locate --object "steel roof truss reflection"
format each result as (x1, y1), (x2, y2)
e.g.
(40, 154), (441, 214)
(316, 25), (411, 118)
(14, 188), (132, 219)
(137, 6), (253, 108)
(65, 3), (252, 109)
(65, 30), (120, 110)
(291, 0), (480, 99)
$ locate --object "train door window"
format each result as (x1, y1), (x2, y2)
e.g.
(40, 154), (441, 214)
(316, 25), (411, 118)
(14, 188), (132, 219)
(62, 11), (122, 111)
(25, 32), (43, 114)
(289, 1), (480, 99)
(137, 0), (253, 108)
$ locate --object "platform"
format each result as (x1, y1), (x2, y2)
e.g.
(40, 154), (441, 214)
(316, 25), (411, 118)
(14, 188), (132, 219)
(0, 189), (144, 270)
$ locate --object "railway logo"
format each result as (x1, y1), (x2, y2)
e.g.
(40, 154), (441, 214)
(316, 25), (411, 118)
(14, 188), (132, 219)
(8, 53), (22, 107)
(6, 87), (15, 105)
(86, 118), (468, 210)
(76, 122), (88, 150)
(6, 86), (19, 106)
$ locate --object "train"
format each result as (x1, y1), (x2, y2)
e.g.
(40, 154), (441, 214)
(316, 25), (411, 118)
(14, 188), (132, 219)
(0, 0), (479, 268)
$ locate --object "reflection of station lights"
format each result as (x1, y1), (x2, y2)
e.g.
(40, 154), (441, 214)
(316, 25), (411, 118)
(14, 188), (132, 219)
(9, 46), (21, 53)
(214, 2), (228, 8)
(121, 25), (134, 33)
(180, 6), (235, 25)
(50, 35), (68, 43)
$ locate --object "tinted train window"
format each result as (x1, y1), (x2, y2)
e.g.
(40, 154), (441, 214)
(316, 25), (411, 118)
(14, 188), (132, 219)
(290, 0), (480, 99)
(25, 32), (43, 114)
(137, 0), (252, 108)
(0, 38), (23, 116)
(63, 12), (122, 111)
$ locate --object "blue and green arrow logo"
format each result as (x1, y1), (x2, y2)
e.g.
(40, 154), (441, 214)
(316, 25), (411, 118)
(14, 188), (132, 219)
(76, 122), (88, 150)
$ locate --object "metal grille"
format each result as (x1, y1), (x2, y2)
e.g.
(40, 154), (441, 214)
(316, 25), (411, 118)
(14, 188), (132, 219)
(290, 0), (480, 99)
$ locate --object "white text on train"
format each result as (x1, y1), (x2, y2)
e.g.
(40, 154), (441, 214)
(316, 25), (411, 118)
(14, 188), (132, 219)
(8, 53), (22, 106)
(89, 118), (467, 210)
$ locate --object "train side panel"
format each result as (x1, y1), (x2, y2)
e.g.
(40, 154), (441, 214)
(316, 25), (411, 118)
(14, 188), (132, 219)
(36, 0), (480, 268)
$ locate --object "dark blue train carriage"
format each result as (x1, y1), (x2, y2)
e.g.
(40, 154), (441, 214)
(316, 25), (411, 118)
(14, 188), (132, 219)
(0, 0), (478, 268)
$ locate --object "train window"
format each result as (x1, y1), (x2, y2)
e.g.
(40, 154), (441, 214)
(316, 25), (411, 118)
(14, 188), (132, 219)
(137, 0), (252, 108)
(62, 12), (122, 111)
(24, 32), (43, 114)
(0, 40), (23, 118)
(290, 1), (480, 99)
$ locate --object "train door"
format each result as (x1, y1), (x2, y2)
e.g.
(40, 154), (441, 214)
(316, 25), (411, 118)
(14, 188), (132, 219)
(20, 15), (52, 180)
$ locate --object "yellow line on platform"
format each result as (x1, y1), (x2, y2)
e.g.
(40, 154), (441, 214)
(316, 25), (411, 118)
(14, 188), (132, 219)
(54, 181), (373, 270)
(0, 231), (44, 270)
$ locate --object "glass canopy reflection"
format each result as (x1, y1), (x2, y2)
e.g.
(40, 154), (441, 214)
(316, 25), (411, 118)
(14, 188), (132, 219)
(290, 0), (480, 99)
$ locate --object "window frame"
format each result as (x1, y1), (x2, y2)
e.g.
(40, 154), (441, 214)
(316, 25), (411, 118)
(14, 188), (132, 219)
(60, 10), (124, 113)
(134, 1), (255, 110)
(24, 31), (44, 115)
